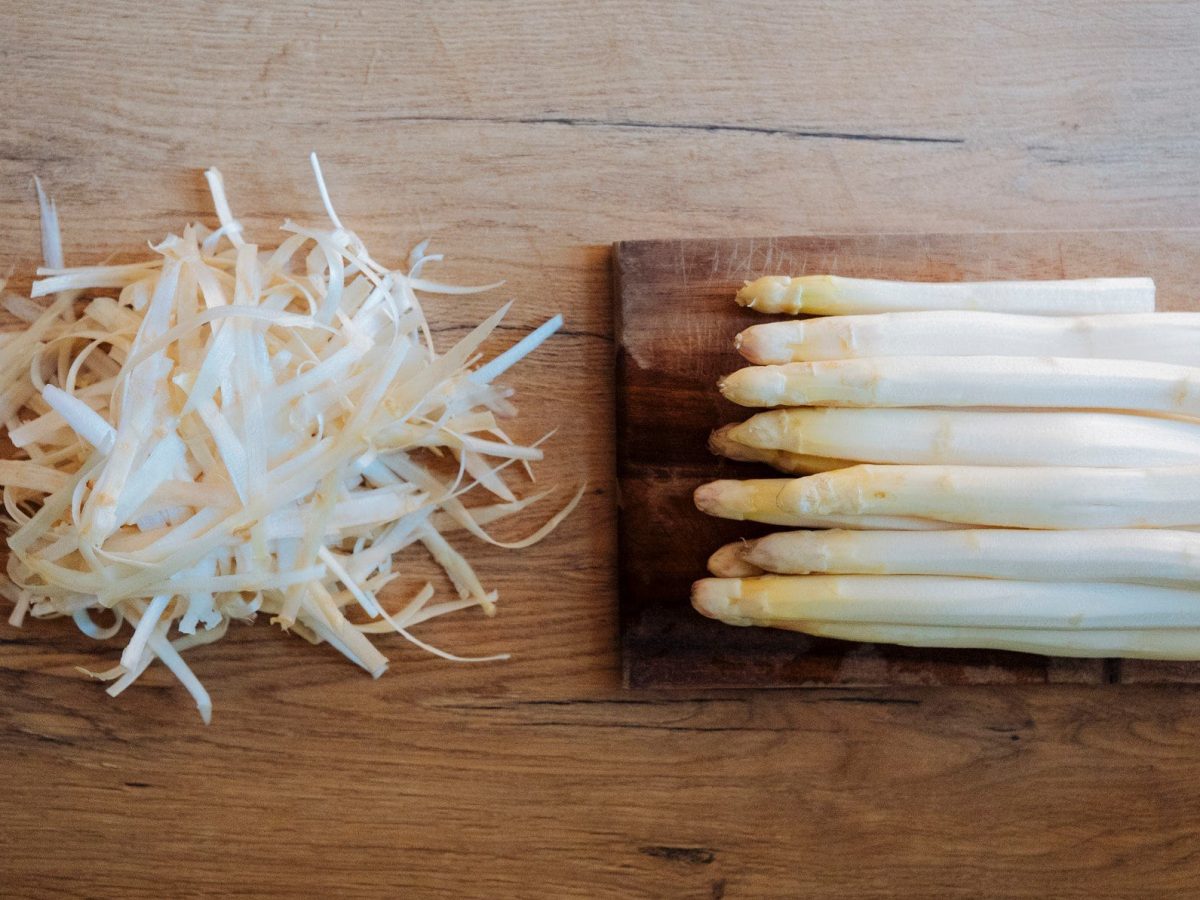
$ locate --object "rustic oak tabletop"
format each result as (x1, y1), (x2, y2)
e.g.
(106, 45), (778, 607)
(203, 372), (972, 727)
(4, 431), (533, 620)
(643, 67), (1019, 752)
(3, 2), (1200, 897)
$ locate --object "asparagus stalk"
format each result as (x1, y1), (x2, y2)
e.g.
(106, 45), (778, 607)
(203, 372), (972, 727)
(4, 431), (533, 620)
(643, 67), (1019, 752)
(718, 528), (1200, 586)
(736, 311), (1200, 365)
(720, 356), (1200, 417)
(775, 464), (1200, 528)
(788, 623), (1200, 659)
(693, 575), (1200, 629)
(693, 478), (959, 529)
(726, 408), (1200, 468)
(735, 275), (1154, 316)
(692, 575), (1200, 659)
(708, 424), (850, 474)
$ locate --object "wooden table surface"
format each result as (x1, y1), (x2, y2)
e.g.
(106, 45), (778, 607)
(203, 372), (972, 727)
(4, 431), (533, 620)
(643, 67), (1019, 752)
(3, 2), (1200, 897)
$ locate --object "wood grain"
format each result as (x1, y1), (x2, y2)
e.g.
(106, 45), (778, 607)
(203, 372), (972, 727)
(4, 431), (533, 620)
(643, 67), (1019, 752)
(616, 230), (1200, 689)
(3, 2), (1200, 897)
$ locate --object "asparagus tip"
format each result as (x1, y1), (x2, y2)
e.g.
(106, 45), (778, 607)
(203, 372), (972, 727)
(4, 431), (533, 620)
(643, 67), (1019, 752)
(735, 276), (803, 314)
(692, 577), (757, 626)
(695, 479), (751, 519)
(691, 578), (730, 619)
(734, 326), (764, 364)
(693, 481), (720, 513)
(707, 425), (733, 457)
(707, 541), (764, 578)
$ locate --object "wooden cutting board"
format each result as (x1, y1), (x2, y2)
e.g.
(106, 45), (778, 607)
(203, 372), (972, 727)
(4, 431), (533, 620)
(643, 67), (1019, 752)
(614, 231), (1200, 689)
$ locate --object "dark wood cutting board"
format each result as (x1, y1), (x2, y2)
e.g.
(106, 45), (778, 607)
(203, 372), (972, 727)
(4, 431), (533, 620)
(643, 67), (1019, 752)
(614, 231), (1200, 689)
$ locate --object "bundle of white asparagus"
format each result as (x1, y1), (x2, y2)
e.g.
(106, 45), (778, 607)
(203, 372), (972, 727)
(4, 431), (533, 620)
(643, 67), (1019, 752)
(694, 273), (1200, 659)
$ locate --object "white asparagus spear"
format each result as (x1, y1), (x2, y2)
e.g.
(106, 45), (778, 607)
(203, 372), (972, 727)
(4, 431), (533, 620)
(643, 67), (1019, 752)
(693, 479), (960, 530)
(734, 275), (1155, 316)
(776, 464), (1200, 529)
(736, 311), (1200, 365)
(692, 575), (1200, 631)
(720, 356), (1200, 417)
(708, 424), (851, 474)
(729, 528), (1200, 586)
(794, 623), (1200, 659)
(693, 574), (1200, 658)
(727, 408), (1200, 468)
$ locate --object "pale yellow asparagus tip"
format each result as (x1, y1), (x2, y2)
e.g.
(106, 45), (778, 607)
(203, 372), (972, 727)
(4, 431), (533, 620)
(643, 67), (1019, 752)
(735, 276), (807, 314)
(694, 479), (759, 519)
(719, 366), (787, 407)
(694, 479), (786, 520)
(707, 542), (764, 577)
(734, 323), (786, 365)
(693, 481), (721, 515)
(692, 577), (754, 625)
(725, 417), (772, 450)
(708, 424), (739, 458)
(709, 425), (853, 475)
(711, 423), (778, 462)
